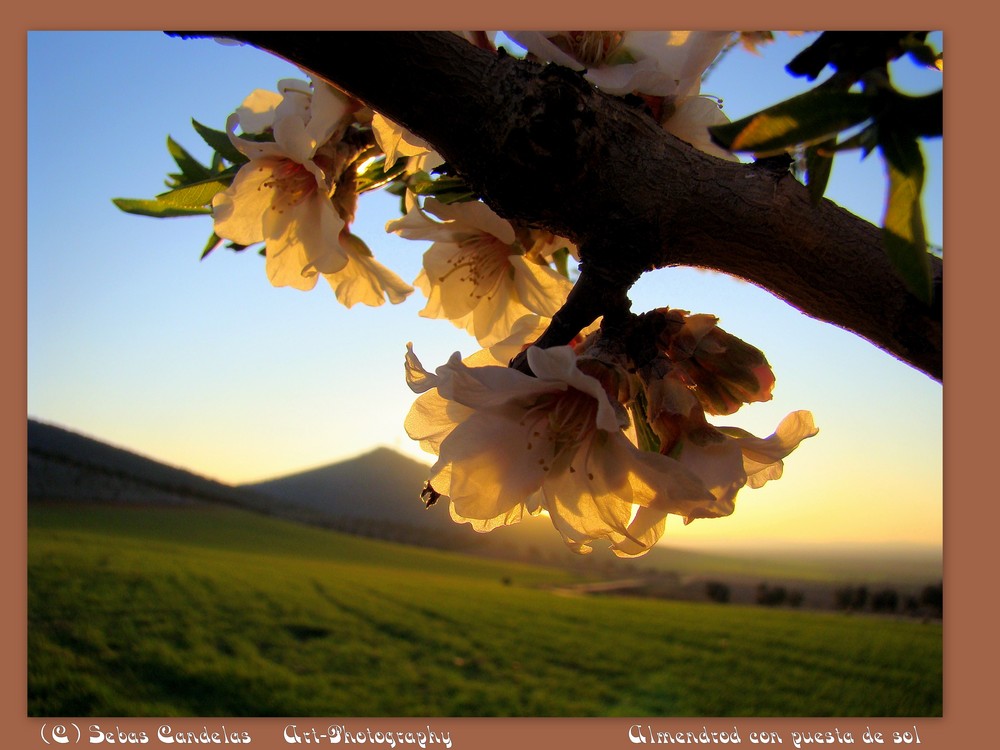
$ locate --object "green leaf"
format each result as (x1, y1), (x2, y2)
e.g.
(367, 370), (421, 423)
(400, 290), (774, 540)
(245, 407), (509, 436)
(112, 198), (212, 218)
(192, 119), (248, 165)
(156, 178), (232, 209)
(879, 130), (933, 303)
(200, 232), (223, 260)
(804, 139), (835, 205)
(167, 136), (212, 182)
(409, 174), (475, 203)
(429, 189), (478, 205)
(895, 90), (942, 138)
(709, 89), (873, 157)
(822, 123), (879, 157)
(552, 247), (571, 279)
(355, 155), (408, 193)
(155, 166), (240, 208)
(627, 395), (660, 454)
(211, 151), (230, 174)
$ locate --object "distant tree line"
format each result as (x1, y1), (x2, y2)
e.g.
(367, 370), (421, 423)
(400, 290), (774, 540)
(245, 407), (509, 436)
(833, 582), (942, 618)
(701, 579), (943, 618)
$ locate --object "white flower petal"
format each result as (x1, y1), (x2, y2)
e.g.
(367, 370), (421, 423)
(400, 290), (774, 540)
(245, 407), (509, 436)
(372, 113), (432, 170)
(324, 234), (414, 308)
(211, 162), (274, 245)
(435, 412), (547, 523)
(585, 58), (678, 96)
(422, 198), (517, 245)
(235, 88), (284, 134)
(434, 353), (561, 412)
(305, 80), (352, 148)
(674, 438), (746, 517)
(508, 255), (573, 317)
(665, 96), (739, 161)
(260, 191), (347, 288)
(527, 347), (620, 432)
(612, 506), (668, 558)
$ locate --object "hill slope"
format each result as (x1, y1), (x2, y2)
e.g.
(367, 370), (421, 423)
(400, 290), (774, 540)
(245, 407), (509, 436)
(28, 419), (265, 509)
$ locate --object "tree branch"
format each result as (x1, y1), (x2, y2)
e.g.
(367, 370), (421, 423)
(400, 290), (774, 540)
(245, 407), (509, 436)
(178, 31), (942, 381)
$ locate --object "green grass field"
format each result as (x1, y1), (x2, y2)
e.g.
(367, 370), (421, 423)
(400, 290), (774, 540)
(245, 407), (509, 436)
(28, 503), (942, 717)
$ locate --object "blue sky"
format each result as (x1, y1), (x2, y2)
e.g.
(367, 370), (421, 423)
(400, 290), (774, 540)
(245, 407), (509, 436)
(26, 31), (943, 550)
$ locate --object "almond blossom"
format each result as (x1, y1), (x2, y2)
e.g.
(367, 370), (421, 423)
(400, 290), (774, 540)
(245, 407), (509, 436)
(506, 31), (731, 99)
(371, 112), (443, 173)
(387, 198), (573, 346)
(505, 30), (738, 160)
(211, 79), (355, 290)
(404, 344), (724, 556)
(213, 79), (414, 306)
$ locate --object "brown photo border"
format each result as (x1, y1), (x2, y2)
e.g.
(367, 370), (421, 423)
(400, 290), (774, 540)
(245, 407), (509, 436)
(11, 3), (979, 748)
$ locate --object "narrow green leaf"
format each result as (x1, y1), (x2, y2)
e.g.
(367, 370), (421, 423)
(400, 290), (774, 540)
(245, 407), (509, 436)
(627, 396), (660, 454)
(112, 198), (212, 218)
(167, 136), (212, 181)
(431, 190), (478, 205)
(192, 119), (248, 165)
(552, 247), (571, 279)
(355, 155), (408, 193)
(709, 89), (873, 157)
(821, 124), (879, 157)
(895, 90), (942, 138)
(879, 130), (933, 303)
(804, 139), (836, 204)
(156, 179), (229, 209)
(410, 175), (474, 201)
(200, 232), (223, 260)
(155, 167), (240, 208)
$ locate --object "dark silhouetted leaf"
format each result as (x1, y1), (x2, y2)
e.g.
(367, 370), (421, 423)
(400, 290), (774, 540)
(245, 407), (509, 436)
(804, 138), (836, 204)
(192, 119), (248, 165)
(709, 90), (872, 157)
(879, 130), (932, 303)
(167, 136), (212, 182)
(823, 124), (879, 157)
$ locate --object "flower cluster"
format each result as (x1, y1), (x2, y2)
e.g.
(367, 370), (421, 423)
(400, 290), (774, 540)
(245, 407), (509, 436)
(405, 309), (817, 557)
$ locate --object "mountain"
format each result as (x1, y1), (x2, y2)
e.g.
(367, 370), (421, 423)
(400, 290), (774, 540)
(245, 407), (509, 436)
(245, 447), (438, 528)
(242, 447), (573, 556)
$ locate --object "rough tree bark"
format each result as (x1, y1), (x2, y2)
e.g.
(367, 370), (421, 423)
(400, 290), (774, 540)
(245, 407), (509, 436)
(180, 31), (942, 381)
